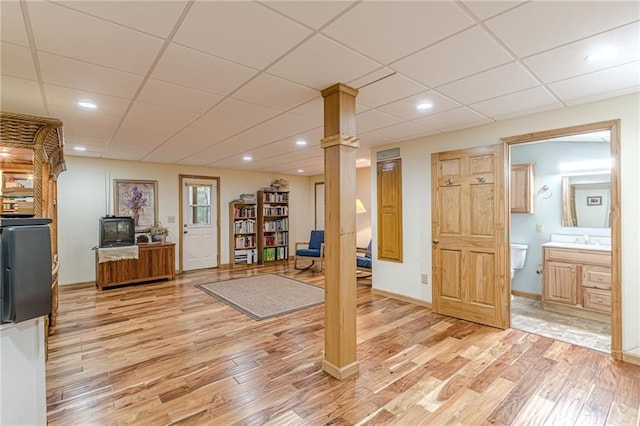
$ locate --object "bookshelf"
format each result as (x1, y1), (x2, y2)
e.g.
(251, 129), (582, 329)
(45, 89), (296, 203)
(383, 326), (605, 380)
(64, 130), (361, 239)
(257, 190), (289, 264)
(229, 201), (258, 267)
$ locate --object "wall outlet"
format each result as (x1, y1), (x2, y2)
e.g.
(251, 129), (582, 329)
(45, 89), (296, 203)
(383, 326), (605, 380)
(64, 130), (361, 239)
(536, 223), (544, 233)
(421, 273), (428, 285)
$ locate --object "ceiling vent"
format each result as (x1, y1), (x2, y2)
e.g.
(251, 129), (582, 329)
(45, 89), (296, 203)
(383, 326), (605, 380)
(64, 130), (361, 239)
(376, 148), (400, 162)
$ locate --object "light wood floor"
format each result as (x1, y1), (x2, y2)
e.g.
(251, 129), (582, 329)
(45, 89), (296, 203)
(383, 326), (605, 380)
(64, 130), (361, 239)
(47, 262), (640, 425)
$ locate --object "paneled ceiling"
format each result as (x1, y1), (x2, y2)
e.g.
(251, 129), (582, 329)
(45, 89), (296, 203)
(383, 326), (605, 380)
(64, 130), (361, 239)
(1, 1), (638, 176)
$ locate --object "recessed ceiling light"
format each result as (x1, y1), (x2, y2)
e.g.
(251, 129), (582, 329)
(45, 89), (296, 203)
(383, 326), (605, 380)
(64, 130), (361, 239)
(297, 169), (304, 173)
(243, 155), (252, 161)
(585, 46), (618, 62)
(416, 102), (433, 111)
(0, 152), (9, 158)
(296, 140), (307, 146)
(73, 146), (86, 151)
(77, 100), (97, 110)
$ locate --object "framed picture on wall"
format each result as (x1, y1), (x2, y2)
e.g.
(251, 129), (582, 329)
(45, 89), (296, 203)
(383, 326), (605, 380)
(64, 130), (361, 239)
(114, 179), (158, 231)
(586, 195), (602, 206)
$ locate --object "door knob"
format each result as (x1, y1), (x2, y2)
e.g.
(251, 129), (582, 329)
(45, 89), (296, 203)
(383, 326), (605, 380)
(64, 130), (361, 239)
(183, 230), (188, 234)
(432, 239), (439, 244)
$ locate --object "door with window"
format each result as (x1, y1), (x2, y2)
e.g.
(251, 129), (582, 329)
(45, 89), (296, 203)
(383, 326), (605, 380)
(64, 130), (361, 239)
(182, 177), (218, 271)
(431, 144), (509, 329)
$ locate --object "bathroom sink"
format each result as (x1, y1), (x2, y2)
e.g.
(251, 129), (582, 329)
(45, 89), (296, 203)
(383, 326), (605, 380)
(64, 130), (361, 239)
(541, 241), (611, 252)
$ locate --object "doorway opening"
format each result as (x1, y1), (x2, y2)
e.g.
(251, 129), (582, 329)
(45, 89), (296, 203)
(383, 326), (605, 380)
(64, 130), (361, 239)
(504, 121), (620, 357)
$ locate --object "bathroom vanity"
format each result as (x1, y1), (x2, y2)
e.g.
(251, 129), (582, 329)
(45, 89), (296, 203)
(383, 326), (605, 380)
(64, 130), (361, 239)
(542, 241), (611, 323)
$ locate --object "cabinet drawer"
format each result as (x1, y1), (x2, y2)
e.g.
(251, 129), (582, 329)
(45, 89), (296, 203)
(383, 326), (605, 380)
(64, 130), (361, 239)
(583, 266), (611, 290)
(583, 288), (611, 312)
(544, 247), (610, 266)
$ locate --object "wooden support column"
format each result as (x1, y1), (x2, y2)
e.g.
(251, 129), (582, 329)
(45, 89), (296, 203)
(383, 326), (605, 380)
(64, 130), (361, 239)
(320, 83), (359, 380)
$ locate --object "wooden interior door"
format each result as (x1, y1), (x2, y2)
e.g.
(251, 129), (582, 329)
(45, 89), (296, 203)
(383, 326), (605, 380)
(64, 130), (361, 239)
(431, 145), (509, 329)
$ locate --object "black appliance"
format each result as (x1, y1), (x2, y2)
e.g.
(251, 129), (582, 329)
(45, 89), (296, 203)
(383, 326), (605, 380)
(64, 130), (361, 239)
(99, 216), (135, 247)
(0, 217), (52, 324)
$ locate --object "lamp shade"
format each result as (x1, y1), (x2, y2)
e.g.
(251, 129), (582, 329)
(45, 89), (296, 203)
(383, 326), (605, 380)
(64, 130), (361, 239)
(356, 198), (367, 214)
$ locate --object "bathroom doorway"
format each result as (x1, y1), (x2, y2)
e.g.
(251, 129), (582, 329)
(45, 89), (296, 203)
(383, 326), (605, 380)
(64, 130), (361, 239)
(504, 121), (620, 356)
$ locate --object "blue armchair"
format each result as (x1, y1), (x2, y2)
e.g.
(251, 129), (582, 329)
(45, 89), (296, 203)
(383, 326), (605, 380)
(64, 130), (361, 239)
(356, 240), (372, 278)
(294, 230), (325, 271)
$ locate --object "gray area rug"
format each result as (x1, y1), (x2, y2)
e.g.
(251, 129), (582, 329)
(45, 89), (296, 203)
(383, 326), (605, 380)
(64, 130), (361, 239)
(198, 274), (324, 320)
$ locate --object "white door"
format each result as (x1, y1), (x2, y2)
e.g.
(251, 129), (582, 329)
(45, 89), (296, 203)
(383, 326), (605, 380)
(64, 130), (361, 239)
(182, 178), (218, 271)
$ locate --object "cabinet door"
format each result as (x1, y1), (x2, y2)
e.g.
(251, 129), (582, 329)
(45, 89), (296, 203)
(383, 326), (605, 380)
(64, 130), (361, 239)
(544, 261), (577, 304)
(510, 163), (533, 214)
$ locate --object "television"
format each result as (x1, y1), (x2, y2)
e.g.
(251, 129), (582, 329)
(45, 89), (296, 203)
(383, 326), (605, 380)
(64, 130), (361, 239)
(99, 216), (135, 247)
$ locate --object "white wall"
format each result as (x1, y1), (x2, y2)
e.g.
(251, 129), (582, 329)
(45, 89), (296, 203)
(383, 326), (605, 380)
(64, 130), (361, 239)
(510, 140), (611, 294)
(308, 167), (371, 247)
(57, 156), (313, 285)
(0, 318), (47, 426)
(370, 93), (639, 353)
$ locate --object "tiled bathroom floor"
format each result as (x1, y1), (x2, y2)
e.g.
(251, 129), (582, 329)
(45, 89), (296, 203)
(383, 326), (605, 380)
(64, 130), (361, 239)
(511, 296), (611, 353)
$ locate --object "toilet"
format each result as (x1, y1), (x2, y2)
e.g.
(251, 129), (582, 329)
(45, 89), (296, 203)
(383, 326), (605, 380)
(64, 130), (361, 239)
(510, 243), (528, 279)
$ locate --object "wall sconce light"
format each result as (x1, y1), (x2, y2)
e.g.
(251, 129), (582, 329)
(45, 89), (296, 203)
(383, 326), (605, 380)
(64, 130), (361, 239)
(537, 185), (552, 199)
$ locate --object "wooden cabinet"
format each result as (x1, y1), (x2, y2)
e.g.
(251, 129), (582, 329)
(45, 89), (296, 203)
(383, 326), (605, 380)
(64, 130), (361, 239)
(229, 201), (257, 267)
(257, 190), (289, 264)
(510, 163), (534, 214)
(542, 246), (611, 322)
(95, 243), (175, 290)
(543, 261), (577, 304)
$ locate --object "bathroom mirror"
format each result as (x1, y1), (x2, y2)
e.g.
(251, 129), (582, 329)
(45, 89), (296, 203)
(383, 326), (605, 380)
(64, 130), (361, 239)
(562, 173), (611, 228)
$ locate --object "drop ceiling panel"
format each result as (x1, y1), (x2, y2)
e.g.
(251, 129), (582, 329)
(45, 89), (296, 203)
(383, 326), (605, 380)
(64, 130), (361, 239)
(54, 0), (188, 38)
(1, 2), (29, 46)
(523, 22), (640, 83)
(1, 42), (37, 80)
(173, 1), (312, 69)
(356, 74), (427, 108)
(0, 76), (46, 115)
(437, 63), (539, 105)
(391, 27), (513, 88)
(356, 110), (403, 133)
(232, 74), (318, 111)
(127, 101), (200, 127)
(44, 84), (130, 117)
(470, 87), (560, 119)
(377, 90), (460, 120)
(267, 35), (381, 90)
(461, 1), (525, 21)
(207, 98), (282, 126)
(149, 116), (248, 162)
(152, 44), (257, 96)
(48, 106), (122, 140)
(111, 118), (182, 148)
(260, 1), (356, 30)
(63, 135), (109, 151)
(414, 107), (491, 131)
(366, 121), (434, 142)
(27, 1), (163, 74)
(38, 51), (143, 99)
(548, 61), (640, 104)
(485, 1), (640, 57)
(322, 1), (474, 64)
(206, 113), (320, 160)
(287, 97), (323, 121)
(137, 79), (223, 113)
(100, 146), (150, 161)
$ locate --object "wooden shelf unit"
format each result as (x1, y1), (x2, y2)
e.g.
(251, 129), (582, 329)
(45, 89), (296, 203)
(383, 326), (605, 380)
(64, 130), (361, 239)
(95, 243), (175, 290)
(229, 201), (258, 267)
(257, 190), (289, 264)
